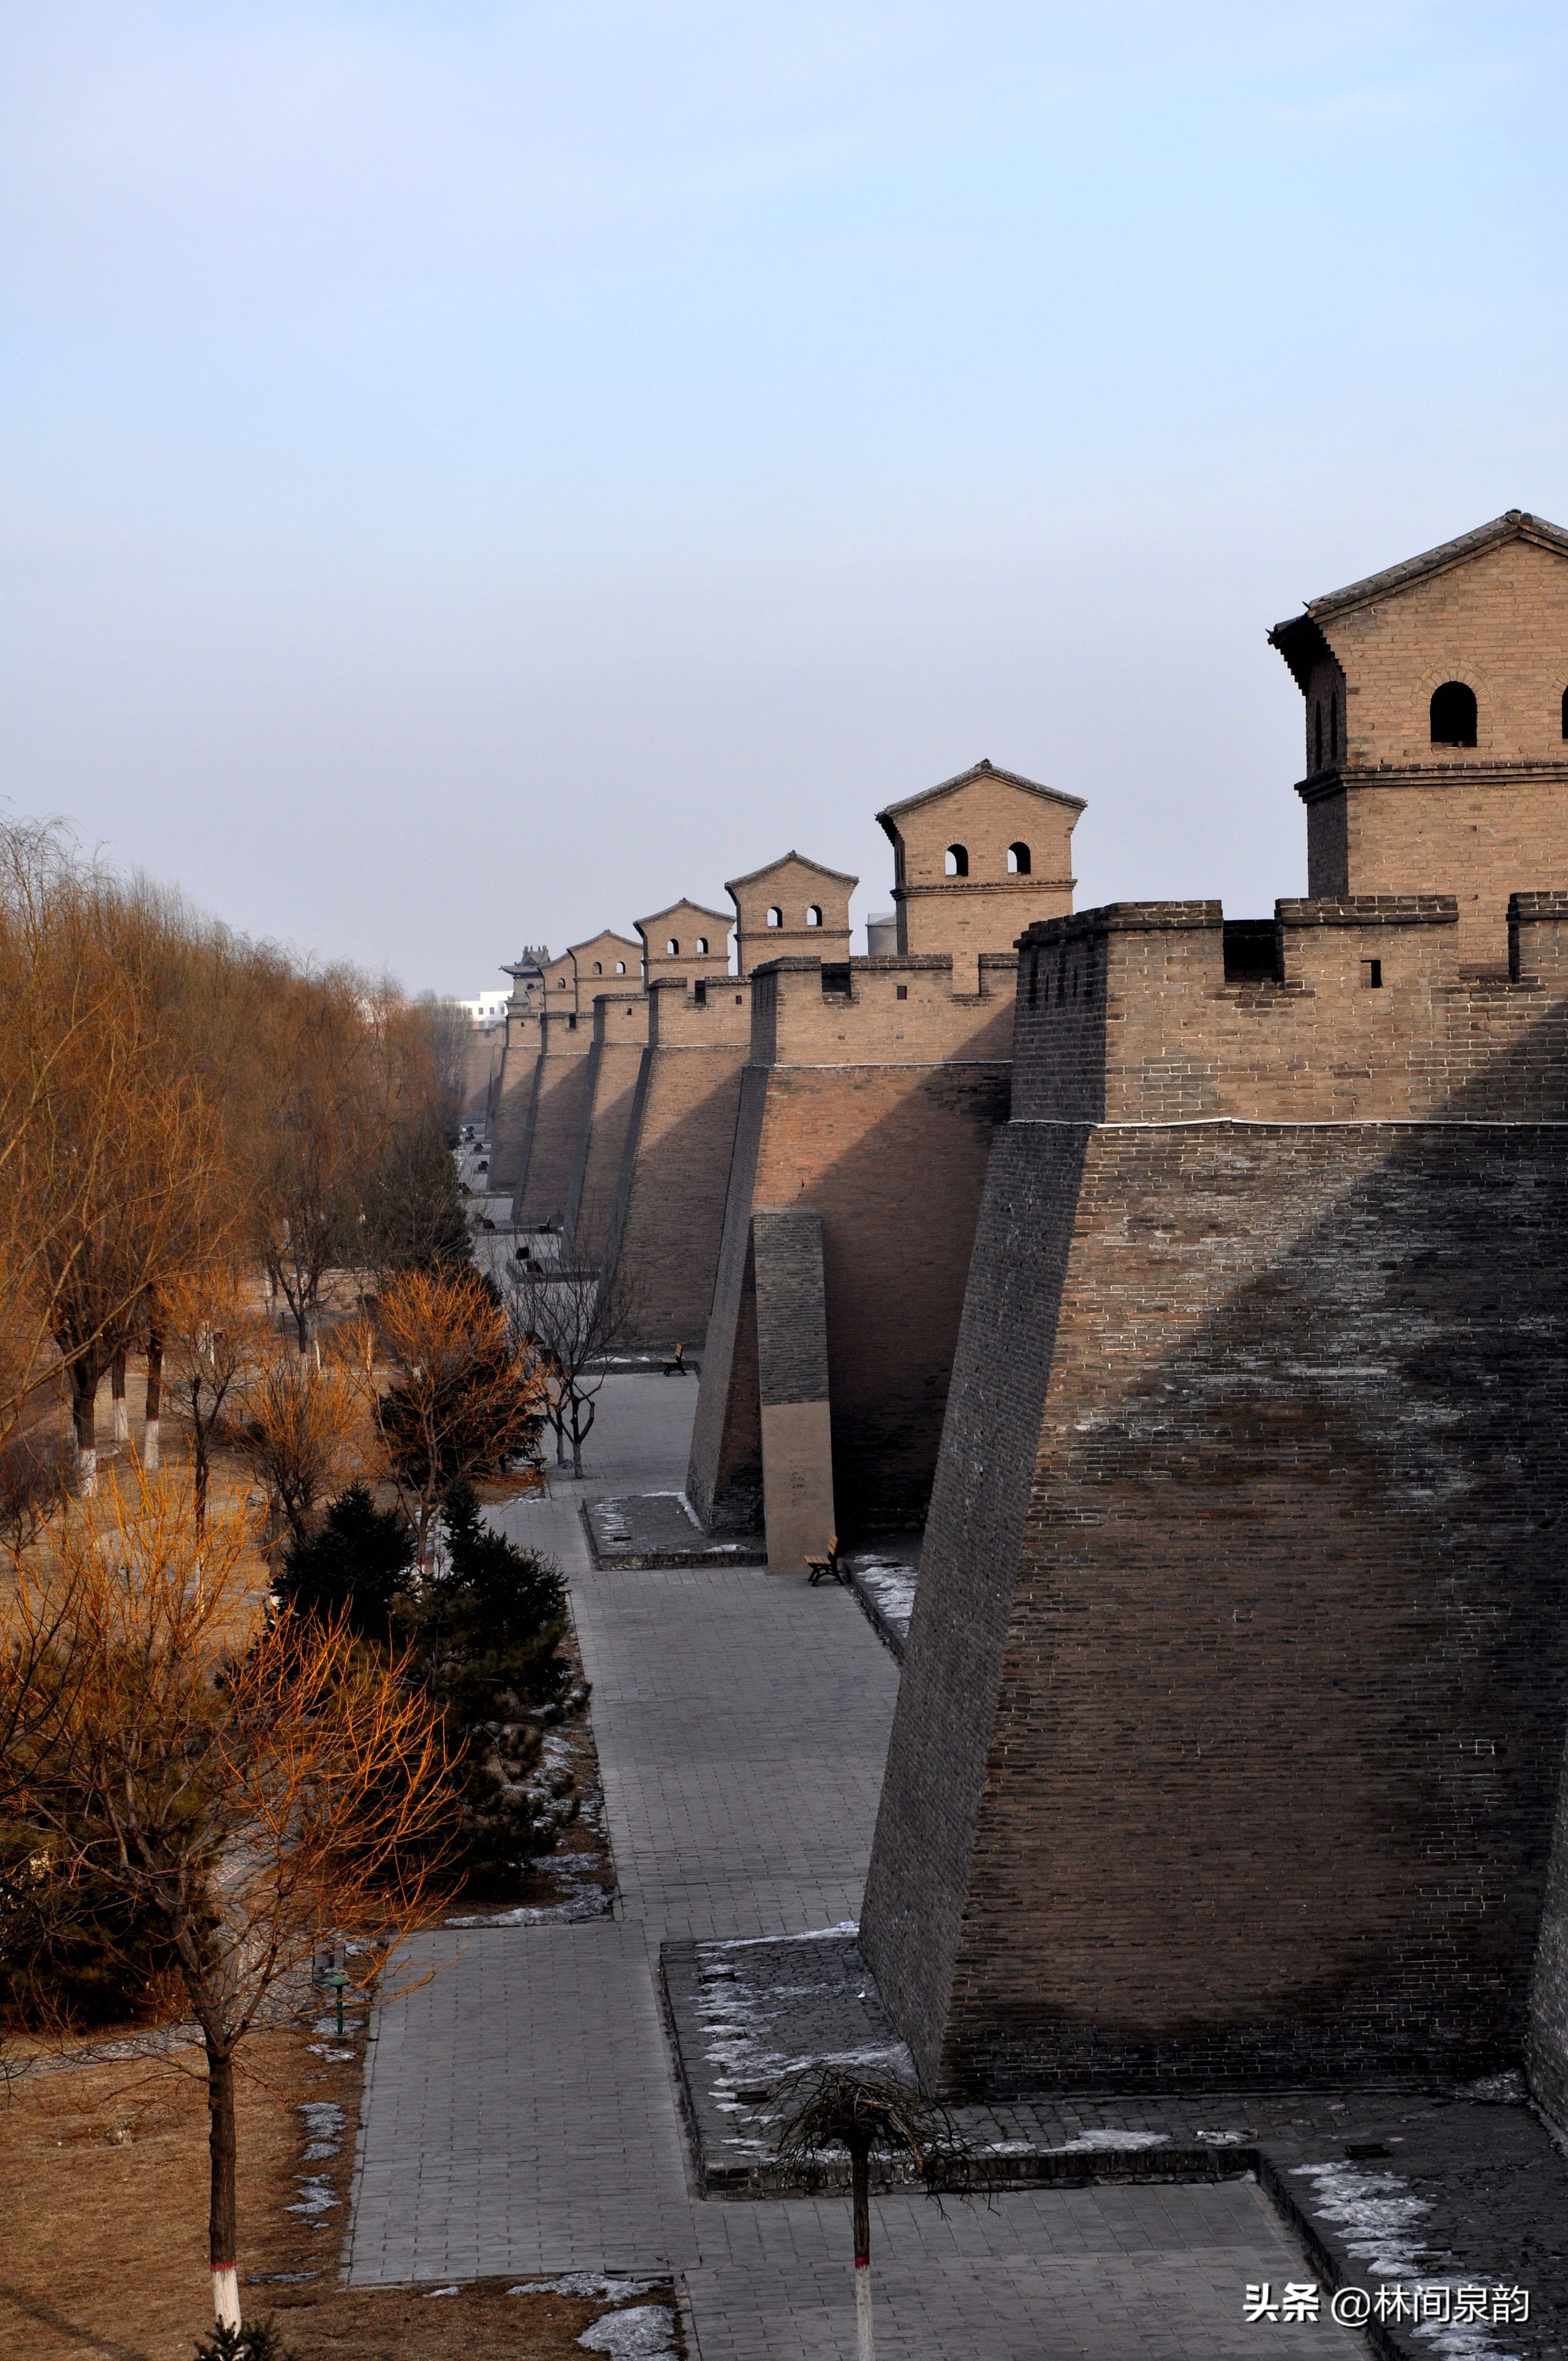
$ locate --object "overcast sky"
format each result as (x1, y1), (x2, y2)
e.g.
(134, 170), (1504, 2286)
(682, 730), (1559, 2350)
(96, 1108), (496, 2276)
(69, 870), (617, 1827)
(4, 3), (1567, 993)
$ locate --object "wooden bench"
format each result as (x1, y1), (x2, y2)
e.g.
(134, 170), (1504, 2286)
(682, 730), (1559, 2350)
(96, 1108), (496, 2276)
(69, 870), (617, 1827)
(805, 1533), (846, 1587)
(662, 1342), (689, 1377)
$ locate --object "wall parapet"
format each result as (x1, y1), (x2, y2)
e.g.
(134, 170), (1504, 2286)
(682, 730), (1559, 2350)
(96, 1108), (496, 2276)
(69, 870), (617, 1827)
(1012, 895), (1568, 1128)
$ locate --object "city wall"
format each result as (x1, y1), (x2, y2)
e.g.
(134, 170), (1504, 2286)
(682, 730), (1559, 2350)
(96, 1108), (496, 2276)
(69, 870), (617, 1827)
(563, 988), (649, 1253)
(601, 975), (754, 1350)
(862, 893), (1568, 2096)
(687, 952), (1015, 1536)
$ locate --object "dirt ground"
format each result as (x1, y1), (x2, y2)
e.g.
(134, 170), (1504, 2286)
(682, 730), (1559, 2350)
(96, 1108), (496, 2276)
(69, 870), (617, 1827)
(0, 2016), (679, 2360)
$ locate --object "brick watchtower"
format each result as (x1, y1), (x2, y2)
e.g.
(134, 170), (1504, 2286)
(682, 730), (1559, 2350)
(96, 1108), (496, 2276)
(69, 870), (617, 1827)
(876, 758), (1082, 991)
(726, 852), (857, 976)
(1270, 508), (1568, 962)
(635, 899), (733, 985)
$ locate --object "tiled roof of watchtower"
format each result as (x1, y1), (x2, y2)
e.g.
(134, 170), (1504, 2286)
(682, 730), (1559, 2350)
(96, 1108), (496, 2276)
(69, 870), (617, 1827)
(876, 757), (1085, 829)
(1269, 508), (1568, 690)
(725, 850), (858, 893)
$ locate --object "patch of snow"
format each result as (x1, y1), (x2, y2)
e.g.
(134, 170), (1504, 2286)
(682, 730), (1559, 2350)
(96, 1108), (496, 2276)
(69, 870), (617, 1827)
(306, 2043), (353, 2060)
(1291, 2160), (1433, 2279)
(1051, 2129), (1170, 2153)
(1461, 2070), (1526, 2105)
(704, 1923), (858, 1950)
(424, 2286), (461, 2298)
(576, 2304), (679, 2358)
(514, 2275), (663, 2299)
(285, 2175), (339, 2217)
(1195, 2128), (1252, 2145)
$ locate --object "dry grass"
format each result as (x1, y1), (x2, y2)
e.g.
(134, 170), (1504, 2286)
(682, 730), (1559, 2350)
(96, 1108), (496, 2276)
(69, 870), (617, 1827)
(0, 2018), (679, 2359)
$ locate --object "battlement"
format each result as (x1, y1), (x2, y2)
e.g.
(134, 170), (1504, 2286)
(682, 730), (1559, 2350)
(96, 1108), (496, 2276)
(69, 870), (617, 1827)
(646, 972), (752, 1047)
(745, 951), (1018, 1069)
(587, 987), (650, 1047)
(1012, 891), (1568, 1127)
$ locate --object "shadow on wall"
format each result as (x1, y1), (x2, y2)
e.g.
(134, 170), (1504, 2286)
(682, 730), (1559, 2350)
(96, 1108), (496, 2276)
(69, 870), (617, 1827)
(863, 992), (1568, 2098)
(696, 1059), (1011, 1535)
(606, 1053), (752, 1353)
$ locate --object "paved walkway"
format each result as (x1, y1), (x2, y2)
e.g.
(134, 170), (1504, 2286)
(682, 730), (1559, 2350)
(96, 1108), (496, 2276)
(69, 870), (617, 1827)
(345, 1379), (1360, 2357)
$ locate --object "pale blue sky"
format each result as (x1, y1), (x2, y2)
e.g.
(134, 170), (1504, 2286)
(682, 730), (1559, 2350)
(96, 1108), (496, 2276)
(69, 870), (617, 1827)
(4, 2), (1567, 991)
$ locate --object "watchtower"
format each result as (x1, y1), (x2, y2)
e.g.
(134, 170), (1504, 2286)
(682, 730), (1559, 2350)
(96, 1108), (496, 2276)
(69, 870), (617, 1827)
(567, 929), (641, 1010)
(1270, 508), (1568, 961)
(876, 759), (1082, 988)
(635, 899), (732, 984)
(502, 945), (549, 1016)
(726, 852), (857, 976)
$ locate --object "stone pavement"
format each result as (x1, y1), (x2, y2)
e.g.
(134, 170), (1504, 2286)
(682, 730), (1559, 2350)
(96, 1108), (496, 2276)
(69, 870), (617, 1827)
(345, 1377), (1365, 2355)
(685, 2184), (1363, 2359)
(344, 1922), (695, 2283)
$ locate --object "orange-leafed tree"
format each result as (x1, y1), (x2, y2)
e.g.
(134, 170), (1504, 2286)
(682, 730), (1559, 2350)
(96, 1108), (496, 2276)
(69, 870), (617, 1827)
(373, 1269), (546, 1567)
(232, 1342), (370, 1551)
(0, 1470), (459, 2337)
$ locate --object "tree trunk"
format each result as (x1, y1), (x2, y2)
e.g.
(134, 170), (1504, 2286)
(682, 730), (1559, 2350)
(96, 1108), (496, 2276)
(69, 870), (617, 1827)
(295, 1302), (311, 1356)
(143, 1328), (162, 1468)
(194, 1423), (209, 1538)
(851, 2139), (874, 2360)
(111, 1349), (129, 1445)
(206, 2039), (241, 2330)
(69, 1361), (99, 1499)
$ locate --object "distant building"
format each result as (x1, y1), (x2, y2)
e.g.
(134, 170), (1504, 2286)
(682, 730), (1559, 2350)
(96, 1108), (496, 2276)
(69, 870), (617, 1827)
(458, 988), (511, 1029)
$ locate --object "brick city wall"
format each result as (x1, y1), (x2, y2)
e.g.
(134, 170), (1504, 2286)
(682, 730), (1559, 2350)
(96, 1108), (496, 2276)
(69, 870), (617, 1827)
(603, 977), (754, 1350)
(862, 893), (1568, 2097)
(460, 1031), (500, 1131)
(563, 991), (649, 1255)
(513, 1011), (594, 1230)
(687, 955), (1014, 1532)
(488, 1012), (542, 1194)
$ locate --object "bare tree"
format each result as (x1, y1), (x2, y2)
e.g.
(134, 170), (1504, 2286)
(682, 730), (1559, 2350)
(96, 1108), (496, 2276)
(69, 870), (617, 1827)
(773, 2067), (976, 2361)
(412, 994), (472, 1144)
(1, 1469), (459, 2337)
(156, 1265), (268, 1536)
(246, 972), (383, 1354)
(510, 1252), (638, 1478)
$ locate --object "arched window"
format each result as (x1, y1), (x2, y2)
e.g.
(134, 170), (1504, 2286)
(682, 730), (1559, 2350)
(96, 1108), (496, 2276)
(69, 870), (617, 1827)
(592, 961), (603, 973)
(615, 961), (625, 975)
(1008, 841), (1032, 875)
(1330, 690), (1340, 759)
(1314, 703), (1323, 769)
(805, 905), (822, 927)
(1561, 687), (1567, 739)
(1430, 681), (1477, 747)
(766, 906), (782, 927)
(945, 844), (969, 877)
(666, 938), (679, 955)
(695, 935), (708, 954)
(557, 977), (568, 989)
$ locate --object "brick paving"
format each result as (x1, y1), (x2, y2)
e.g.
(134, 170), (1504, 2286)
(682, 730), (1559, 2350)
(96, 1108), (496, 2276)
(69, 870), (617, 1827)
(344, 1377), (1367, 2354)
(686, 2185), (1362, 2359)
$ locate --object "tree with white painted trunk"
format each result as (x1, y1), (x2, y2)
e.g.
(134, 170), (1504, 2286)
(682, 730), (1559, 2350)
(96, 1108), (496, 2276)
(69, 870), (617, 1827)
(0, 1468), (459, 2337)
(772, 2066), (977, 2361)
